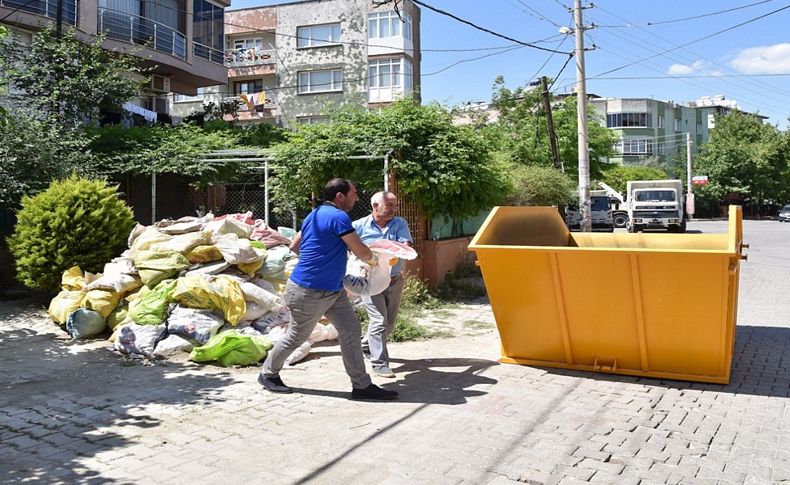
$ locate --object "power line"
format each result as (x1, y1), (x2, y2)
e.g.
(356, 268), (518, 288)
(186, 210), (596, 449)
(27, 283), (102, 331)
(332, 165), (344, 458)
(527, 34), (570, 85)
(548, 52), (575, 92)
(591, 5), (790, 100)
(594, 73), (790, 80)
(593, 0), (778, 27)
(409, 0), (570, 54)
(590, 4), (790, 79)
(422, 45), (525, 76)
(501, 0), (564, 28)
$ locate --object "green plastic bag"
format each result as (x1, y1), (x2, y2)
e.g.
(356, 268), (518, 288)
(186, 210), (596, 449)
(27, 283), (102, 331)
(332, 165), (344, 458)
(133, 250), (190, 288)
(128, 279), (177, 325)
(107, 299), (128, 330)
(189, 331), (273, 367)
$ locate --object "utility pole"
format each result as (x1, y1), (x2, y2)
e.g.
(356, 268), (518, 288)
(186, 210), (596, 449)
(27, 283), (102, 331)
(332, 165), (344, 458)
(573, 0), (591, 231)
(686, 132), (694, 219)
(55, 0), (64, 37)
(540, 76), (563, 173)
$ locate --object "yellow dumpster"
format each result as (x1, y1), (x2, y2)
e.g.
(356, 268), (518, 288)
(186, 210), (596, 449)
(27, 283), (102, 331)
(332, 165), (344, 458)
(469, 205), (745, 384)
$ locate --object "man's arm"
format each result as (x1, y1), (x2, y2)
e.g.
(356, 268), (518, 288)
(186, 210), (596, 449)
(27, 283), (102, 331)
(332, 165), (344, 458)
(341, 231), (374, 262)
(289, 232), (302, 254)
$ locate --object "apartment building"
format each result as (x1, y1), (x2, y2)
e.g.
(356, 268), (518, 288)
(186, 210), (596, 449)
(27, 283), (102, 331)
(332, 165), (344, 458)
(1, 0), (230, 117)
(170, 0), (421, 126)
(590, 95), (765, 165)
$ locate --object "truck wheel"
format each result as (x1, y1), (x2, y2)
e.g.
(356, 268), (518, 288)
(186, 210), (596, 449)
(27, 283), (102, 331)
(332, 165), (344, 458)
(613, 213), (628, 228)
(679, 220), (687, 233)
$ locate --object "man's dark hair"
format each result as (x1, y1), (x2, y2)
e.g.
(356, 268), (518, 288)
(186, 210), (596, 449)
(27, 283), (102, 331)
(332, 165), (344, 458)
(319, 178), (353, 202)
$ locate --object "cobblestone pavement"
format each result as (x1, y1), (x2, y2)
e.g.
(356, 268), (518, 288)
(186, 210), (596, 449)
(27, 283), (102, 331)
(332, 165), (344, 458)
(2, 220), (790, 484)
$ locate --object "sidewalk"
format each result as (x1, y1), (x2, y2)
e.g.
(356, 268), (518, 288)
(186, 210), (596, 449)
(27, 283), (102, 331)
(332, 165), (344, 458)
(2, 219), (790, 484)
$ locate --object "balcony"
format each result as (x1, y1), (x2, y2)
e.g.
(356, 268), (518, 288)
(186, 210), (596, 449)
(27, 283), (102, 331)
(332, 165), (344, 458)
(224, 47), (275, 68)
(221, 93), (277, 122)
(98, 7), (186, 60)
(194, 42), (224, 65)
(0, 0), (76, 24)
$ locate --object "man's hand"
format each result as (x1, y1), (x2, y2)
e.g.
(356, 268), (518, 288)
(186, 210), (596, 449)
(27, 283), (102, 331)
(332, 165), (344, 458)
(365, 254), (379, 267)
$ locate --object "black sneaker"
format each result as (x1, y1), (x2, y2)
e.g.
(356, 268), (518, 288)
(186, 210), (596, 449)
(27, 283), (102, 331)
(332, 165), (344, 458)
(350, 383), (398, 401)
(258, 373), (293, 394)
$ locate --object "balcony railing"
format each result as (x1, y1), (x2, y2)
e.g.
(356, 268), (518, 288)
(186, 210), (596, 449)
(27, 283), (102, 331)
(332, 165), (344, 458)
(98, 7), (186, 60)
(224, 47), (275, 68)
(0, 0), (76, 24)
(194, 42), (224, 65)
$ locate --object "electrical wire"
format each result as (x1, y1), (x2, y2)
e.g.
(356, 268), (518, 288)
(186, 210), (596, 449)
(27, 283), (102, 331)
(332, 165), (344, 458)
(590, 3), (790, 79)
(501, 0), (564, 28)
(409, 0), (570, 54)
(590, 4), (790, 99)
(592, 0), (778, 27)
(422, 44), (525, 76)
(594, 73), (790, 80)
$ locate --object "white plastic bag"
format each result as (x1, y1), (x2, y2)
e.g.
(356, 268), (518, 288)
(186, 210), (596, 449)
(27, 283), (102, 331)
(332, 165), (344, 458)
(113, 324), (165, 356)
(153, 334), (194, 356)
(343, 256), (391, 296)
(240, 281), (282, 312)
(166, 306), (224, 345)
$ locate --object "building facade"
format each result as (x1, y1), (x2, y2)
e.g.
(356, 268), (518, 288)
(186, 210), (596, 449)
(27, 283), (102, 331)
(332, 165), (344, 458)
(170, 0), (421, 126)
(589, 95), (763, 166)
(1, 0), (230, 117)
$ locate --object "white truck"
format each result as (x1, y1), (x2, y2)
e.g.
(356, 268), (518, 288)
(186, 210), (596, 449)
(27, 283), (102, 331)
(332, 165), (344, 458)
(565, 195), (614, 232)
(625, 179), (686, 233)
(597, 182), (630, 228)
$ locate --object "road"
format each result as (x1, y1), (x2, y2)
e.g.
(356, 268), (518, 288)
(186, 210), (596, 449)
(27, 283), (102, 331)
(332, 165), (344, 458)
(1, 219), (789, 484)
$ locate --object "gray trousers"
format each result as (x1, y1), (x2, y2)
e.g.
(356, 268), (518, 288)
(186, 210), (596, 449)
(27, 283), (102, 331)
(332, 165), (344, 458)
(361, 274), (405, 368)
(261, 280), (372, 390)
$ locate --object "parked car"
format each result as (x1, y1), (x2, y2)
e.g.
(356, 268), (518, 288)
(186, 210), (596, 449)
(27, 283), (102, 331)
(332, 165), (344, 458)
(780, 204), (790, 222)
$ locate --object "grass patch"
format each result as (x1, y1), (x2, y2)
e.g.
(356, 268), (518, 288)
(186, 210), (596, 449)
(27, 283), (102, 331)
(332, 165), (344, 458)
(462, 319), (493, 330)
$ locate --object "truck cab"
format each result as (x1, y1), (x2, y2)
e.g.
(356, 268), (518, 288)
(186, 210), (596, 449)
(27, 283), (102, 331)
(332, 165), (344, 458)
(565, 195), (614, 232)
(626, 180), (686, 233)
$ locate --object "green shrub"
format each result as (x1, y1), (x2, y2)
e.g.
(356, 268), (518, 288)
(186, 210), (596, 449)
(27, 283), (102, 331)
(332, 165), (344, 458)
(7, 175), (135, 292)
(401, 275), (440, 310)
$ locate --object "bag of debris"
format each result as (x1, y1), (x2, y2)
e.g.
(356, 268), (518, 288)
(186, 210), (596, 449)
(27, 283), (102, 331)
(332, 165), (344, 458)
(132, 250), (190, 288)
(184, 245), (224, 264)
(171, 274), (246, 325)
(150, 230), (211, 254)
(107, 299), (128, 330)
(128, 279), (177, 325)
(66, 308), (107, 339)
(189, 331), (272, 367)
(343, 256), (391, 297)
(251, 306), (291, 334)
(152, 334), (194, 356)
(113, 323), (166, 356)
(129, 226), (172, 252)
(166, 305), (223, 345)
(49, 290), (85, 324)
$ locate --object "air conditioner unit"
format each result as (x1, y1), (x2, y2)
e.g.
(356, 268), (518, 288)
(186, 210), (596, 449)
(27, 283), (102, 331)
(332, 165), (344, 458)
(150, 74), (171, 93)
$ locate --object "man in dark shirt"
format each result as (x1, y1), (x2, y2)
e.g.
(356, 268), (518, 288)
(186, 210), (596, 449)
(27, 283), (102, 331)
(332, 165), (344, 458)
(258, 178), (398, 401)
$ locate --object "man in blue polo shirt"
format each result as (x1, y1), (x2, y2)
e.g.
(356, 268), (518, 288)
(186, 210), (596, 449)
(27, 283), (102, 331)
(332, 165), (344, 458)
(258, 178), (398, 401)
(353, 191), (414, 378)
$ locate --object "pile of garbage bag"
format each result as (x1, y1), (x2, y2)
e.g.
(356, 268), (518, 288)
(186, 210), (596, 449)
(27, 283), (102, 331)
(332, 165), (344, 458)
(47, 211), (417, 368)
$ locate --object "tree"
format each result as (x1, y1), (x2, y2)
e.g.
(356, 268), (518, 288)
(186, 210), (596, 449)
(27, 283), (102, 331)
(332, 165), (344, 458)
(694, 111), (788, 213)
(597, 165), (668, 194)
(0, 112), (93, 209)
(272, 99), (510, 219)
(506, 165), (577, 206)
(0, 27), (144, 128)
(491, 76), (617, 178)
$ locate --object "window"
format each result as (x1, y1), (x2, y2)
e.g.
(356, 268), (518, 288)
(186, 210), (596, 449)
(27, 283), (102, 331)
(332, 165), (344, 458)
(297, 115), (329, 125)
(175, 87), (206, 102)
(368, 58), (413, 90)
(606, 112), (651, 128)
(193, 0), (224, 53)
(657, 115), (664, 128)
(673, 118), (681, 131)
(297, 23), (341, 48)
(234, 80), (263, 95)
(617, 138), (653, 155)
(368, 11), (411, 39)
(297, 69), (343, 94)
(233, 38), (263, 50)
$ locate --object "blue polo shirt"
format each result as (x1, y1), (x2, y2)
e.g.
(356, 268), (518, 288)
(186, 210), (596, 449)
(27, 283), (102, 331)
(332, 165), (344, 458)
(353, 215), (413, 276)
(290, 203), (355, 291)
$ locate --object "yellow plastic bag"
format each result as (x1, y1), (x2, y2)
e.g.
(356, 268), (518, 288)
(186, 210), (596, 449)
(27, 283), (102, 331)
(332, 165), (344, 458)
(185, 245), (224, 264)
(83, 289), (122, 319)
(171, 275), (246, 325)
(61, 266), (85, 291)
(237, 259), (264, 276)
(133, 250), (191, 288)
(48, 290), (85, 324)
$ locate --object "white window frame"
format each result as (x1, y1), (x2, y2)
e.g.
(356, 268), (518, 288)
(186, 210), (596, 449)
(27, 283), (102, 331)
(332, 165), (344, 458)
(657, 115), (664, 128)
(233, 37), (263, 50)
(368, 11), (411, 39)
(673, 118), (681, 131)
(297, 69), (343, 94)
(296, 23), (341, 49)
(618, 138), (653, 155)
(368, 58), (414, 91)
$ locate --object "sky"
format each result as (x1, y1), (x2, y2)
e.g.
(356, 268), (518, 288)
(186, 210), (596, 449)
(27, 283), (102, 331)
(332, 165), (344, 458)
(228, 0), (790, 128)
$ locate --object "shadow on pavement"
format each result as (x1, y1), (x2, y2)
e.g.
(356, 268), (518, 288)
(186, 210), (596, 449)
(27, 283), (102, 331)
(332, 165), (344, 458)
(291, 350), (498, 405)
(533, 325), (790, 398)
(0, 298), (238, 484)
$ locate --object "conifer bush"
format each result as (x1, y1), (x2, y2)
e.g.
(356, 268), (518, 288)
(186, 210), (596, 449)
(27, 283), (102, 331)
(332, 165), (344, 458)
(7, 176), (135, 292)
